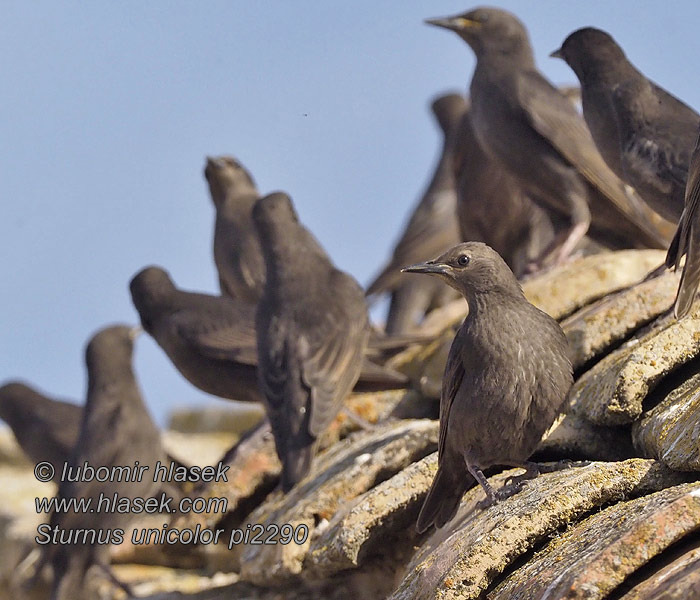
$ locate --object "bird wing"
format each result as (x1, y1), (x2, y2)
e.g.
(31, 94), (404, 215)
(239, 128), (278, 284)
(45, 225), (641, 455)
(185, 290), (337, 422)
(438, 332), (465, 460)
(610, 81), (690, 195)
(168, 297), (259, 365)
(516, 70), (667, 248)
(301, 273), (370, 436)
(257, 272), (369, 439)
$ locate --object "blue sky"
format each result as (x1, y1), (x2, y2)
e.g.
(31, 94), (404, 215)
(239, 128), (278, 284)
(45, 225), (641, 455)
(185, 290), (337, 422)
(2, 2), (700, 425)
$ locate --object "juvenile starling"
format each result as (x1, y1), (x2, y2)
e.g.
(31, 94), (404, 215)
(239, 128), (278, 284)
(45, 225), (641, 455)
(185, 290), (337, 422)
(130, 266), (404, 402)
(404, 243), (573, 532)
(205, 155), (266, 303)
(130, 266), (262, 403)
(0, 382), (80, 481)
(366, 93), (464, 333)
(551, 28), (699, 224)
(671, 128), (700, 318)
(452, 105), (556, 276)
(254, 192), (370, 491)
(426, 8), (669, 267)
(45, 325), (171, 600)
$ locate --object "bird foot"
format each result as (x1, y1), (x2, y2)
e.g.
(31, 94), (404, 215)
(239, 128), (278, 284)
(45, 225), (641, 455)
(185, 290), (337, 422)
(475, 485), (521, 510)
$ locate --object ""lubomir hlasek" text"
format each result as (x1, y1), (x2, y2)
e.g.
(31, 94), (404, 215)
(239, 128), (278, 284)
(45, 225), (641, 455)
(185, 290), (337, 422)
(58, 460), (229, 483)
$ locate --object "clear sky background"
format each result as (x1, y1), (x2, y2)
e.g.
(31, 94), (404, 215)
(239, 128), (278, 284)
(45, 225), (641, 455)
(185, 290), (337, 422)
(3, 1), (700, 426)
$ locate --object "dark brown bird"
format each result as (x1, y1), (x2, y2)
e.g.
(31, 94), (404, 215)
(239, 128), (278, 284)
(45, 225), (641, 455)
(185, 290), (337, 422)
(425, 8), (669, 268)
(404, 243), (573, 532)
(551, 27), (699, 225)
(452, 105), (556, 276)
(366, 93), (464, 333)
(204, 155), (266, 303)
(671, 128), (700, 318)
(44, 325), (171, 600)
(129, 266), (405, 403)
(130, 266), (262, 403)
(254, 192), (369, 491)
(0, 382), (80, 481)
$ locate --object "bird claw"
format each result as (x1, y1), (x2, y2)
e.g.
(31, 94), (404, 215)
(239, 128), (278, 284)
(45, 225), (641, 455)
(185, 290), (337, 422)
(476, 484), (522, 510)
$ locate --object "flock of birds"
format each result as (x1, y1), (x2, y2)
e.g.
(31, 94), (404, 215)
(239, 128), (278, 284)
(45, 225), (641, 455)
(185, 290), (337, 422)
(2, 6), (700, 599)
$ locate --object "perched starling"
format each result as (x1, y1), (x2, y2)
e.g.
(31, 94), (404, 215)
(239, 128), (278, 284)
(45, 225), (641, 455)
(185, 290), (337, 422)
(426, 8), (669, 267)
(205, 155), (266, 303)
(0, 382), (80, 481)
(254, 192), (369, 491)
(130, 266), (262, 403)
(366, 93), (464, 333)
(671, 128), (700, 318)
(552, 27), (699, 224)
(452, 105), (556, 276)
(130, 266), (404, 402)
(404, 243), (573, 532)
(45, 326), (171, 600)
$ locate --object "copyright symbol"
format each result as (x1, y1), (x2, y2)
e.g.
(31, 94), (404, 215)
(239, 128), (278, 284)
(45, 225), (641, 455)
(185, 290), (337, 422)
(34, 462), (55, 482)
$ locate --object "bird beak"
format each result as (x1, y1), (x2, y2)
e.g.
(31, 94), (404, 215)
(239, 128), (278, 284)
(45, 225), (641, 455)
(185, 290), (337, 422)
(129, 326), (143, 341)
(205, 156), (224, 170)
(550, 48), (563, 59)
(424, 16), (477, 32)
(402, 261), (451, 276)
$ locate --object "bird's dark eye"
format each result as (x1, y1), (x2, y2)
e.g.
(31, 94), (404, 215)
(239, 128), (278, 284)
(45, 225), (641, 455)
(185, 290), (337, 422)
(457, 254), (470, 266)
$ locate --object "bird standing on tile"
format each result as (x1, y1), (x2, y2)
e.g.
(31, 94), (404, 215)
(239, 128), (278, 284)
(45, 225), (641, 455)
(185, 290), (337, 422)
(404, 243), (573, 532)
(43, 326), (172, 600)
(130, 265), (262, 403)
(254, 192), (369, 491)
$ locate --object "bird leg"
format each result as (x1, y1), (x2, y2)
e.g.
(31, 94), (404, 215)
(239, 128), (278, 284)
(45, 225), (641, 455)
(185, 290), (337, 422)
(467, 464), (499, 508)
(525, 221), (589, 274)
(341, 407), (377, 431)
(98, 563), (134, 598)
(551, 221), (590, 266)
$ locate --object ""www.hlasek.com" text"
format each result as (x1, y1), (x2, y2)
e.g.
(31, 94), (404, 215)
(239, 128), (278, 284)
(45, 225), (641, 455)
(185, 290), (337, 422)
(35, 492), (227, 515)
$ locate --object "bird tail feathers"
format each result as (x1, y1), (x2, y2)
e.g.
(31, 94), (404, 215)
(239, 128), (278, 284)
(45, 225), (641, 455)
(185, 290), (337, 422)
(280, 445), (314, 493)
(416, 465), (473, 533)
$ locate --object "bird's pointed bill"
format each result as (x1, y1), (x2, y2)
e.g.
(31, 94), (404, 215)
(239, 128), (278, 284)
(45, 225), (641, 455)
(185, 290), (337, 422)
(549, 48), (563, 59)
(424, 16), (478, 32)
(402, 262), (450, 275)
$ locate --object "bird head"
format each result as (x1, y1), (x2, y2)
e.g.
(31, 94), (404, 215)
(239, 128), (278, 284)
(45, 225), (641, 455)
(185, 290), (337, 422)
(402, 242), (522, 299)
(129, 266), (177, 330)
(204, 155), (257, 207)
(431, 93), (468, 136)
(550, 28), (627, 84)
(425, 7), (531, 60)
(84, 325), (138, 387)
